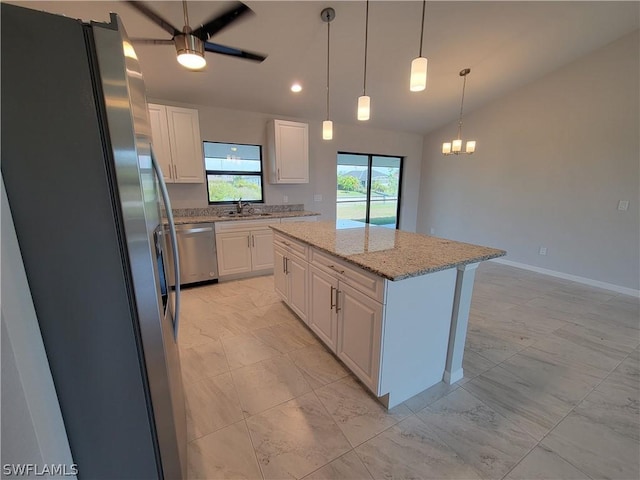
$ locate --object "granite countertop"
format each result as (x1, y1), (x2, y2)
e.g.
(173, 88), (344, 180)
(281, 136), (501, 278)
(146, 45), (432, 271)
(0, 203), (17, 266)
(170, 210), (320, 225)
(271, 221), (506, 281)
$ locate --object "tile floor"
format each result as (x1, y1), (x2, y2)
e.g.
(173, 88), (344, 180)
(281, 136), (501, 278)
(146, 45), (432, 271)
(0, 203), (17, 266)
(178, 262), (639, 480)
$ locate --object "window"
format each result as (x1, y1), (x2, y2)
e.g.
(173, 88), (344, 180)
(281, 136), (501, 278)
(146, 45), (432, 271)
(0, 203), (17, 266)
(204, 142), (264, 204)
(337, 152), (403, 229)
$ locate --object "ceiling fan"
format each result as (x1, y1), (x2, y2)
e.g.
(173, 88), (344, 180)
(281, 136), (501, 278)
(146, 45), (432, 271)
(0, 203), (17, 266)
(126, 0), (267, 70)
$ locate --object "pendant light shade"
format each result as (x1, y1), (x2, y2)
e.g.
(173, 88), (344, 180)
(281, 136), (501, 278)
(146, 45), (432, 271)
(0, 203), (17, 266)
(323, 120), (333, 140)
(357, 95), (370, 121)
(410, 56), (428, 92)
(409, 1), (428, 92)
(357, 1), (371, 121)
(321, 8), (335, 140)
(443, 68), (476, 156)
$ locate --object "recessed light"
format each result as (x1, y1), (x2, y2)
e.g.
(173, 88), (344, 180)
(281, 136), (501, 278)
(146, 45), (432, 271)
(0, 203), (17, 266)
(290, 83), (302, 93)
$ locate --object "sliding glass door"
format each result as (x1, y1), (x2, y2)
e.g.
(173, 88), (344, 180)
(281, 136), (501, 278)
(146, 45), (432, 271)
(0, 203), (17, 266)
(336, 152), (403, 229)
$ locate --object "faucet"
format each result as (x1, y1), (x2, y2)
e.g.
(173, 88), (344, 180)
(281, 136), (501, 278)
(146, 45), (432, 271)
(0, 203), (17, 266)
(237, 198), (250, 214)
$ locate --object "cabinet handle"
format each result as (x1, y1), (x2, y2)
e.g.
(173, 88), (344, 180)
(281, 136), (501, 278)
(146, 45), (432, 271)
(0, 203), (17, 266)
(173, 164), (177, 179)
(328, 264), (345, 275)
(248, 235), (251, 248)
(252, 235), (255, 247)
(285, 257), (289, 274)
(330, 285), (336, 310)
(282, 256), (286, 274)
(277, 168), (280, 181)
(335, 289), (341, 313)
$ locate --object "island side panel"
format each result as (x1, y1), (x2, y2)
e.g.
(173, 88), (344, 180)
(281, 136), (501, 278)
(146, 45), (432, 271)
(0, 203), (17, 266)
(443, 263), (479, 383)
(380, 268), (457, 408)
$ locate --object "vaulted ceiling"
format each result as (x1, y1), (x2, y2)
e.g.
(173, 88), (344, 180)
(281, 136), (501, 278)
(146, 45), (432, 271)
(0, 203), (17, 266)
(8, 1), (640, 134)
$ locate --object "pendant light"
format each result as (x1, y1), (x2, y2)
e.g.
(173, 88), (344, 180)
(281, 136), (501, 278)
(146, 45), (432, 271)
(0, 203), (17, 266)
(357, 0), (371, 121)
(409, 0), (428, 92)
(321, 8), (335, 140)
(443, 68), (476, 155)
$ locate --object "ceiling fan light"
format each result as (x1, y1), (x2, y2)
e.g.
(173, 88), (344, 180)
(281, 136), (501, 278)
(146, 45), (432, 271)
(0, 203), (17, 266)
(175, 34), (206, 70)
(177, 52), (206, 69)
(357, 95), (370, 121)
(410, 57), (428, 92)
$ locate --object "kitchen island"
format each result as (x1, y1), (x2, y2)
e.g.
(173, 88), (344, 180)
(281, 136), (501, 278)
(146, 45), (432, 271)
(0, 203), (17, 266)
(271, 221), (505, 408)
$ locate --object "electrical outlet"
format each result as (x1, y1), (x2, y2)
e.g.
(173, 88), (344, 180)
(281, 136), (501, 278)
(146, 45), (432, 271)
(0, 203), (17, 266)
(283, 195), (288, 204)
(539, 246), (547, 256)
(429, 228), (435, 235)
(314, 194), (323, 202)
(618, 200), (629, 211)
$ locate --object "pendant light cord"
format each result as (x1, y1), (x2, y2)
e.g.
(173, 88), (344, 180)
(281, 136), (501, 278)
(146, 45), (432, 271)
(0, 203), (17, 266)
(363, 0), (369, 95)
(457, 73), (467, 139)
(326, 20), (331, 120)
(418, 0), (426, 57)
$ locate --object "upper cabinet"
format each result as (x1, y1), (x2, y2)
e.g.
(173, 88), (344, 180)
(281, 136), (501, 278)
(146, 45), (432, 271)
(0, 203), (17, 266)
(267, 119), (309, 184)
(148, 103), (204, 183)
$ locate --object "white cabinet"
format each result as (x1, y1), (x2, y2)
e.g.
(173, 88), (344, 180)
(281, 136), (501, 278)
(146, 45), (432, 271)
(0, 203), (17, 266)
(216, 231), (252, 276)
(336, 282), (383, 392)
(251, 229), (275, 271)
(273, 234), (309, 322)
(215, 219), (277, 278)
(307, 252), (384, 393)
(148, 103), (204, 183)
(308, 265), (338, 352)
(267, 120), (309, 184)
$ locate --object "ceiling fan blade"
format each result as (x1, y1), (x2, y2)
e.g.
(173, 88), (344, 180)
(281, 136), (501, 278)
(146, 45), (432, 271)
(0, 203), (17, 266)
(130, 38), (175, 45)
(204, 42), (267, 62)
(126, 1), (180, 37)
(192, 2), (253, 40)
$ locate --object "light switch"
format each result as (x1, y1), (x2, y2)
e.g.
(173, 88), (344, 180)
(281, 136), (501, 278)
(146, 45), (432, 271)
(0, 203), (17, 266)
(283, 195), (288, 204)
(314, 194), (323, 202)
(618, 200), (629, 211)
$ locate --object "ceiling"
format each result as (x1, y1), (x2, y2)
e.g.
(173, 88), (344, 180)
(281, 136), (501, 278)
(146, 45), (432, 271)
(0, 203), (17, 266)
(7, 1), (639, 135)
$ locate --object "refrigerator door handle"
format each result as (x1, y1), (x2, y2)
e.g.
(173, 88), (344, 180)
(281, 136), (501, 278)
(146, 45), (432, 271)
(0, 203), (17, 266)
(151, 145), (181, 341)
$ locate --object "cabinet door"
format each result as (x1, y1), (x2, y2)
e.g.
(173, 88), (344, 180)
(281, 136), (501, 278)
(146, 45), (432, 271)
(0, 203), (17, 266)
(273, 120), (308, 183)
(148, 104), (173, 182)
(216, 232), (251, 276)
(336, 282), (383, 393)
(287, 254), (308, 323)
(166, 106), (204, 183)
(251, 229), (274, 271)
(308, 265), (338, 351)
(273, 247), (287, 300)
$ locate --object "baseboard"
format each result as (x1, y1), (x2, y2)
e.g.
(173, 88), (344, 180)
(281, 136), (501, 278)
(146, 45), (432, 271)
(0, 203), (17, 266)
(490, 258), (640, 298)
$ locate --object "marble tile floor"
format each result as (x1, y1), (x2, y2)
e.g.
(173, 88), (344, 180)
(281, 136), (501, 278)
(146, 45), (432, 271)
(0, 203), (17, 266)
(179, 262), (639, 480)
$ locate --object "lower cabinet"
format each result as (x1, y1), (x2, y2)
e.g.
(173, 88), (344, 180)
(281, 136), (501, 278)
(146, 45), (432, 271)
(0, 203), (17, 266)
(336, 282), (383, 392)
(308, 265), (338, 351)
(215, 220), (276, 277)
(216, 231), (253, 276)
(275, 233), (384, 394)
(274, 245), (307, 321)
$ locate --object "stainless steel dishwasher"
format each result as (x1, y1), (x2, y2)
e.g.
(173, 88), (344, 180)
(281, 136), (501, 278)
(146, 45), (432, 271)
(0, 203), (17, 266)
(165, 223), (218, 286)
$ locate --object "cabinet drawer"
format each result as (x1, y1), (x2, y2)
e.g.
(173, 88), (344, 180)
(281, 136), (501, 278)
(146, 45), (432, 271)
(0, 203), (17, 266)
(215, 218), (280, 233)
(273, 232), (308, 261)
(310, 249), (385, 303)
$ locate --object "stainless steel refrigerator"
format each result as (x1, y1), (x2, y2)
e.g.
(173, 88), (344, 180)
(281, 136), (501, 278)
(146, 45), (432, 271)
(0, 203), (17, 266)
(1, 4), (186, 479)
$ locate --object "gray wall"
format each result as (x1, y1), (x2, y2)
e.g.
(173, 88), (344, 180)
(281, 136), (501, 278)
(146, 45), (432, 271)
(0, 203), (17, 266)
(417, 30), (640, 291)
(154, 101), (423, 232)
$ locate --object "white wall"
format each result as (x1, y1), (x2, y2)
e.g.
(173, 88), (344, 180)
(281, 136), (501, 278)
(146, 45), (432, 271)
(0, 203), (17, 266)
(153, 100), (423, 232)
(418, 30), (640, 291)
